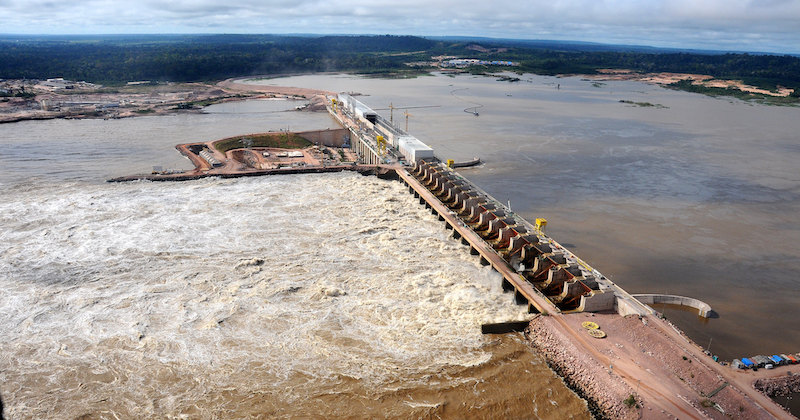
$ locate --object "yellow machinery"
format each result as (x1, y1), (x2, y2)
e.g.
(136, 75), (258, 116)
(376, 135), (387, 155)
(535, 218), (548, 232)
(330, 98), (337, 110)
(446, 159), (455, 167)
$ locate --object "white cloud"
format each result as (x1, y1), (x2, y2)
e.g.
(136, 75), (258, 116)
(0, 0), (798, 53)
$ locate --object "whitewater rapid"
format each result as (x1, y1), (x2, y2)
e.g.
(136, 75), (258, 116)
(0, 172), (549, 417)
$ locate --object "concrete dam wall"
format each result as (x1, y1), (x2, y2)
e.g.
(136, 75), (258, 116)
(405, 160), (654, 316)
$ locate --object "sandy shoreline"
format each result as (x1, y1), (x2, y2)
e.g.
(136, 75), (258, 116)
(585, 69), (795, 97)
(217, 77), (334, 98)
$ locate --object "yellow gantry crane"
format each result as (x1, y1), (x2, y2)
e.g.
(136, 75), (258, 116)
(376, 135), (387, 155)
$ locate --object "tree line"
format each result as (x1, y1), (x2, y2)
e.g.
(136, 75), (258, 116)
(1, 34), (798, 92)
(0, 35), (436, 83)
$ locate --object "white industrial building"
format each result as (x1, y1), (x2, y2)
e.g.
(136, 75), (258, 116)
(397, 135), (434, 162)
(336, 93), (436, 164)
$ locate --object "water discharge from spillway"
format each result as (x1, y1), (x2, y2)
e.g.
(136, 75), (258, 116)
(0, 173), (589, 418)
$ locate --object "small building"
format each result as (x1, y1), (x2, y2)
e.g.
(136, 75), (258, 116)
(336, 93), (354, 113)
(354, 103), (377, 125)
(740, 358), (754, 369)
(198, 149), (222, 167)
(336, 93), (377, 125)
(42, 78), (75, 89)
(397, 135), (434, 162)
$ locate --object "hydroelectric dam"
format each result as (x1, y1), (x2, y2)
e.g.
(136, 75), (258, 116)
(330, 93), (681, 318)
(325, 93), (793, 419)
(109, 90), (793, 418)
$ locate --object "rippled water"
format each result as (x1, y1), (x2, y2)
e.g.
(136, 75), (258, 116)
(254, 73), (800, 363)
(258, 72), (800, 415)
(7, 70), (798, 417)
(0, 98), (336, 184)
(0, 99), (590, 418)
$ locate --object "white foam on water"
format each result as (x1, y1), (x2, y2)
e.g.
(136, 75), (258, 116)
(0, 172), (529, 417)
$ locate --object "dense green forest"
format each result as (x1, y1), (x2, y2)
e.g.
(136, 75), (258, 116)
(1, 34), (799, 95)
(0, 35), (436, 83)
(504, 50), (800, 91)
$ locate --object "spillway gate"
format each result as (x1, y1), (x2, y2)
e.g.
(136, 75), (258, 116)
(399, 160), (623, 315)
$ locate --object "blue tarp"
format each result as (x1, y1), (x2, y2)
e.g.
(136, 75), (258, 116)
(770, 355), (783, 364)
(741, 358), (754, 367)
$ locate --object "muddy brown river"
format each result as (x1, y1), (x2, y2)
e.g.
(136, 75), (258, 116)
(1, 72), (799, 417)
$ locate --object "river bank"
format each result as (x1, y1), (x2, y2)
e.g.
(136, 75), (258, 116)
(3, 67), (795, 126)
(0, 81), (246, 124)
(0, 78), (332, 124)
(9, 71), (791, 416)
(525, 312), (791, 419)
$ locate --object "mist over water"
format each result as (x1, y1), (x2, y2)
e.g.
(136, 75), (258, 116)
(0, 98), (589, 418)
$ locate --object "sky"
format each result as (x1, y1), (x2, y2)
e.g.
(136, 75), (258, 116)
(1, 0), (799, 54)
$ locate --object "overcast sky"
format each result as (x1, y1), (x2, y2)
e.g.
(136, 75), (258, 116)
(1, 0), (799, 54)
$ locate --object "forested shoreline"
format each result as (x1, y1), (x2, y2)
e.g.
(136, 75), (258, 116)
(1, 34), (798, 98)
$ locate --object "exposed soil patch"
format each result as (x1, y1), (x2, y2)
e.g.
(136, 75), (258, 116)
(588, 69), (795, 97)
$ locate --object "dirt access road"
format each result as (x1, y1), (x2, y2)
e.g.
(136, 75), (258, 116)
(534, 310), (794, 419)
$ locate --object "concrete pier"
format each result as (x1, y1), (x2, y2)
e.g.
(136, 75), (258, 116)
(632, 294), (714, 318)
(397, 167), (554, 314)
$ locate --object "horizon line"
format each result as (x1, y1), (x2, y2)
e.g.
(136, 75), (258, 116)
(0, 32), (797, 56)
